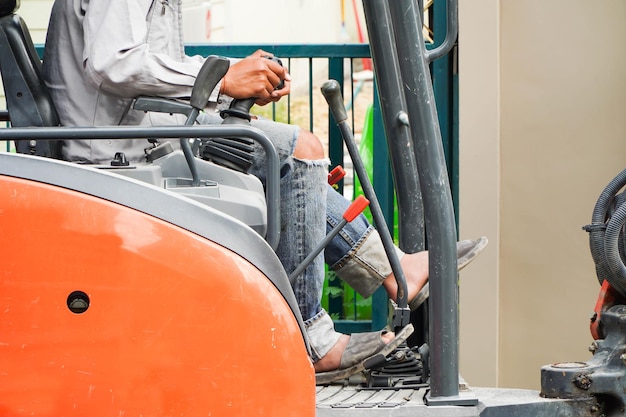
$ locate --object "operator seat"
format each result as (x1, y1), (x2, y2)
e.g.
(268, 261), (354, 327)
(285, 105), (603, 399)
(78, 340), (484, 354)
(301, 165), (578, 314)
(0, 0), (62, 157)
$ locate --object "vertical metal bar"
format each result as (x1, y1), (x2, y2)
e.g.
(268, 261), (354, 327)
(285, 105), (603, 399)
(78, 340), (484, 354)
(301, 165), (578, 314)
(451, 52), (460, 223)
(431, 0), (459, 224)
(309, 57), (314, 132)
(328, 272), (344, 322)
(328, 57), (345, 193)
(432, 0), (452, 165)
(371, 83), (394, 239)
(371, 82), (394, 331)
(349, 58), (355, 132)
(361, 0), (425, 254)
(386, 0), (460, 401)
(287, 57), (292, 125)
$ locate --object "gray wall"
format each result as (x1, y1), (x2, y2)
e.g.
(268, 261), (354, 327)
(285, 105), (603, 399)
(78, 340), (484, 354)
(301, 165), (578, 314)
(459, 0), (626, 389)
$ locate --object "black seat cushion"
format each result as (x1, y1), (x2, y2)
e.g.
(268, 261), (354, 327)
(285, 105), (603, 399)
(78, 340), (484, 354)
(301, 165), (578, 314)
(0, 11), (62, 157)
(0, 0), (18, 18)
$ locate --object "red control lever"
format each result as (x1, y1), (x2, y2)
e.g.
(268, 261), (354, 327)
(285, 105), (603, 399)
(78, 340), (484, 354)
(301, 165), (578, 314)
(328, 165), (346, 185)
(343, 195), (370, 222)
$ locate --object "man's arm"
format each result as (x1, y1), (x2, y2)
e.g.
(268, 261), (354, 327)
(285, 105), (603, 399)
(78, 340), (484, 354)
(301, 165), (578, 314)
(81, 0), (288, 106)
(82, 0), (209, 99)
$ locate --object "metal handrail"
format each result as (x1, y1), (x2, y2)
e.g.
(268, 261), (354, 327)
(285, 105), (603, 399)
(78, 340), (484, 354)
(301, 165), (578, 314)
(426, 0), (458, 63)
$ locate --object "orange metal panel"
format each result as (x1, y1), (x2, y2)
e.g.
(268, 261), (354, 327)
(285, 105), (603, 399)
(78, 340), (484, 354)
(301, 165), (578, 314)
(0, 176), (315, 417)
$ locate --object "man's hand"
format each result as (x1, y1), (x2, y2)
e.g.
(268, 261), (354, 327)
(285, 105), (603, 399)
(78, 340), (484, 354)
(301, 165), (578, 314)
(220, 49), (291, 106)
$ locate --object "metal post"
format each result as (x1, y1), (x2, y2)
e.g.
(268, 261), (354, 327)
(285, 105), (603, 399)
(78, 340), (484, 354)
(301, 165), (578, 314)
(328, 57), (345, 193)
(385, 0), (475, 405)
(361, 0), (425, 254)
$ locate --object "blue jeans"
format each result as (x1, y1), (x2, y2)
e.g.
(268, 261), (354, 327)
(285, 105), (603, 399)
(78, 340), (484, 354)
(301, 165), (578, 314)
(216, 114), (401, 361)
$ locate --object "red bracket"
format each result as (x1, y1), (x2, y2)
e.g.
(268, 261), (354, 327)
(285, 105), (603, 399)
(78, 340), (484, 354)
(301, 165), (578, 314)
(590, 280), (620, 340)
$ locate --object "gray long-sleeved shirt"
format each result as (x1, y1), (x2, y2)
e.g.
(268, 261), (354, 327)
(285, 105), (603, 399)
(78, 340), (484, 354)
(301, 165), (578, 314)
(42, 0), (221, 163)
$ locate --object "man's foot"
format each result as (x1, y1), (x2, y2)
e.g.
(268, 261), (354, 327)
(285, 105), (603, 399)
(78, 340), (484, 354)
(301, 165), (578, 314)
(314, 324), (414, 384)
(383, 236), (488, 310)
(313, 332), (391, 373)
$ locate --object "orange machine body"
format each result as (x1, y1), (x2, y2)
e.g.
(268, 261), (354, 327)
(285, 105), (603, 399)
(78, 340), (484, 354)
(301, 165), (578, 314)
(0, 164), (315, 416)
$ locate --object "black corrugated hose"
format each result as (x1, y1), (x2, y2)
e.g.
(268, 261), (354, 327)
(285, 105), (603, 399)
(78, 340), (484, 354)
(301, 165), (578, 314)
(584, 167), (626, 297)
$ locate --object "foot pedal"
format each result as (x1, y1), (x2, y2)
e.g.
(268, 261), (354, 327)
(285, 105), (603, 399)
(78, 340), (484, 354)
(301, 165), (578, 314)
(364, 346), (427, 389)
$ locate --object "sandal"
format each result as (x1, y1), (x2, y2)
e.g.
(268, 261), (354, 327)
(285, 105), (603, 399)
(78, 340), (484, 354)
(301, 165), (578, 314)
(315, 323), (414, 385)
(409, 236), (488, 310)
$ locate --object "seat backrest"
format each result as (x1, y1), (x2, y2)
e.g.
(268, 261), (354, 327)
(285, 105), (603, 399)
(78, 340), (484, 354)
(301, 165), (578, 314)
(0, 0), (62, 157)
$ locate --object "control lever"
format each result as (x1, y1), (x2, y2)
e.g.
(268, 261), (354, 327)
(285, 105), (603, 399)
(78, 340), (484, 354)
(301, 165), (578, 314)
(289, 195), (370, 285)
(328, 165), (346, 186)
(201, 56), (286, 173)
(184, 55), (230, 186)
(220, 56), (285, 124)
(321, 79), (410, 328)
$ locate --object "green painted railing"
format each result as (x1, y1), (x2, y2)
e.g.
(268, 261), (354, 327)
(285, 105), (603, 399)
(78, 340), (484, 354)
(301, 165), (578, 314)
(184, 44), (373, 183)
